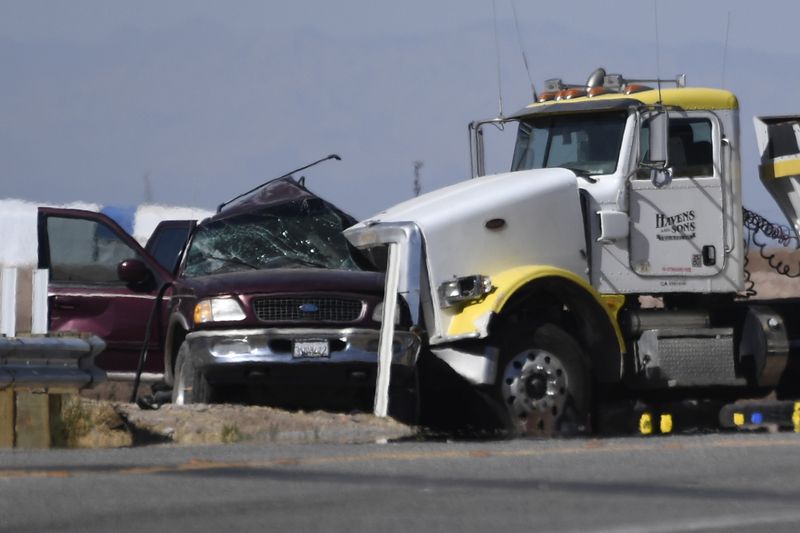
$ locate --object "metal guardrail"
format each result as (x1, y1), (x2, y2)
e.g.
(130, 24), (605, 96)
(0, 266), (106, 390)
(0, 267), (108, 447)
(0, 335), (107, 390)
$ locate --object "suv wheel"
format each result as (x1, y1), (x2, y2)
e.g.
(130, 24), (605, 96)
(171, 342), (216, 405)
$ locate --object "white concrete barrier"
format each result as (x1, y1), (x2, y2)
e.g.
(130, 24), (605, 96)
(0, 267), (48, 338)
(0, 268), (17, 338)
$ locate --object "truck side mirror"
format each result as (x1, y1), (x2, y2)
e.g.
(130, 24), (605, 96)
(648, 111), (669, 168)
(641, 108), (669, 170)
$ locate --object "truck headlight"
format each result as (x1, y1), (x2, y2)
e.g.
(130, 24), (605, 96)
(438, 275), (493, 308)
(372, 301), (401, 325)
(194, 297), (246, 323)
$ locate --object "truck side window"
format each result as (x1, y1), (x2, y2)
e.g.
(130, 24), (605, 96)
(640, 117), (713, 178)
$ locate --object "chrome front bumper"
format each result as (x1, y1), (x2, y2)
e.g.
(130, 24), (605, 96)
(184, 327), (420, 370)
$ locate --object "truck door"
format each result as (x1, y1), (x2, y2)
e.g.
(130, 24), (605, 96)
(37, 208), (176, 376)
(629, 113), (726, 278)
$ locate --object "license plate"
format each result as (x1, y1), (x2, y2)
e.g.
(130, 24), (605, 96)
(292, 340), (330, 359)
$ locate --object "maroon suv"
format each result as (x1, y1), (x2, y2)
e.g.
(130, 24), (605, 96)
(37, 178), (420, 418)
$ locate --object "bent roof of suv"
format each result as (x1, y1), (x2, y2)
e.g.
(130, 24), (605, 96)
(210, 176), (356, 225)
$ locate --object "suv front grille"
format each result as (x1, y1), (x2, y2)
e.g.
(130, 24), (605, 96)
(253, 296), (365, 322)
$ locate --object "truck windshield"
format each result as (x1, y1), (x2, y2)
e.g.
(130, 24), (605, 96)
(182, 199), (366, 277)
(511, 111), (627, 176)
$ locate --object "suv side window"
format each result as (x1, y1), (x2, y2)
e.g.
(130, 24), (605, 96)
(146, 226), (193, 274)
(47, 217), (140, 285)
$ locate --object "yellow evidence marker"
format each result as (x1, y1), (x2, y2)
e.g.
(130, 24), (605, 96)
(659, 414), (673, 434)
(639, 412), (653, 435)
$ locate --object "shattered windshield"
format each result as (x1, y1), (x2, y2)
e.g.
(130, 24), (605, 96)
(511, 111), (627, 176)
(182, 198), (366, 277)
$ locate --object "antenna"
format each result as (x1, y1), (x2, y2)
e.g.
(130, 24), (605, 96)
(721, 11), (732, 88)
(216, 154), (341, 212)
(653, 0), (663, 103)
(491, 0), (504, 117)
(509, 0), (536, 101)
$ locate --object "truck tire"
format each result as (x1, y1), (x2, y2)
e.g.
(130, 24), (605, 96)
(389, 370), (421, 426)
(497, 323), (590, 437)
(171, 342), (217, 405)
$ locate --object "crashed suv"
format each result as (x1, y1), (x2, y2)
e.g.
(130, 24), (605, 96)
(37, 177), (421, 418)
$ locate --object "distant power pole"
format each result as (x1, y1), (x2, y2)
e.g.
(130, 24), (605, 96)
(413, 161), (424, 197)
(143, 172), (154, 204)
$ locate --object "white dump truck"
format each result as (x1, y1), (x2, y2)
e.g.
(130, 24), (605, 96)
(346, 68), (800, 436)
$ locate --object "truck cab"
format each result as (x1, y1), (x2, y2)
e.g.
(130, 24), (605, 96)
(346, 69), (800, 436)
(472, 73), (743, 296)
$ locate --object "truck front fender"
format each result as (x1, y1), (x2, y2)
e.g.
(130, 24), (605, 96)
(444, 265), (625, 383)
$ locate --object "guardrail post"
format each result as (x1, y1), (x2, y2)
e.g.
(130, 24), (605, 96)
(15, 390), (55, 449)
(1, 268), (17, 337)
(0, 389), (13, 447)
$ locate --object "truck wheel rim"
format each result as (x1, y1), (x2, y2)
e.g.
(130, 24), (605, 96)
(501, 348), (568, 425)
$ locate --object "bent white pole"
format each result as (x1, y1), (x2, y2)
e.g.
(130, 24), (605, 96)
(374, 243), (401, 418)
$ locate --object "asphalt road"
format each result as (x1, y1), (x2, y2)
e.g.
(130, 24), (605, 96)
(2, 433), (800, 532)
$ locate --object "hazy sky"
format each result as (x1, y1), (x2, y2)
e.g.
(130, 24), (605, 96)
(3, 0), (799, 220)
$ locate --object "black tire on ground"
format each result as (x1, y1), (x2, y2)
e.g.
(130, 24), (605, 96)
(496, 323), (590, 437)
(171, 342), (217, 405)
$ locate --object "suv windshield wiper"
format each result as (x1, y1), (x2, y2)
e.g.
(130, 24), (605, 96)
(258, 255), (332, 269)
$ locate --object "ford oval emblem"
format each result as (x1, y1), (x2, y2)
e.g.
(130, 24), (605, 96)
(299, 303), (319, 313)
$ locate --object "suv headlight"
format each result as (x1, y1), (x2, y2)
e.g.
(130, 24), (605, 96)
(372, 301), (401, 325)
(194, 297), (246, 323)
(438, 275), (493, 308)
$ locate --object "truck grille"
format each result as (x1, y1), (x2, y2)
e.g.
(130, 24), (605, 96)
(252, 297), (365, 322)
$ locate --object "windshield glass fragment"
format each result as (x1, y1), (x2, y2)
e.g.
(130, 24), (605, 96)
(511, 111), (627, 176)
(183, 198), (365, 277)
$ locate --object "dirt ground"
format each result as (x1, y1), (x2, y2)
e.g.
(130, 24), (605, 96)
(63, 396), (414, 448)
(743, 248), (800, 299)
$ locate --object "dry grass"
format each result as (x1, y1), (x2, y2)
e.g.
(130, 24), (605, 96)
(54, 397), (133, 448)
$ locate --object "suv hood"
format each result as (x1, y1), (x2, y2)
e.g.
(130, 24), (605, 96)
(181, 268), (385, 297)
